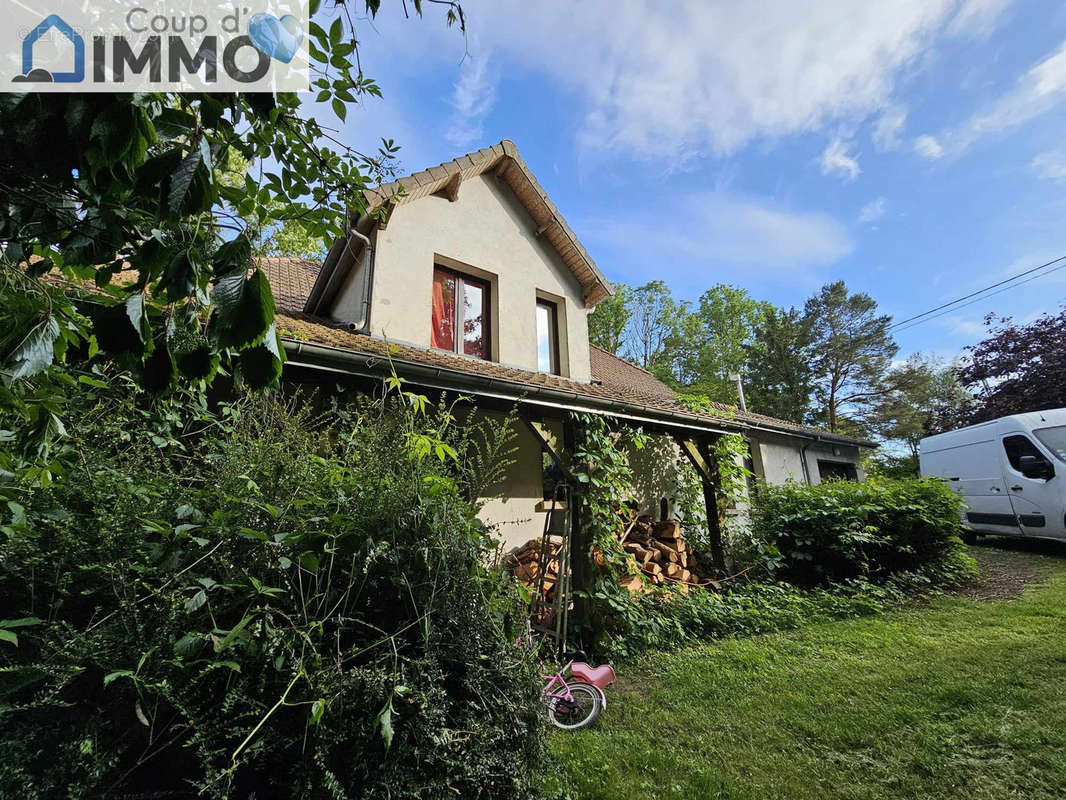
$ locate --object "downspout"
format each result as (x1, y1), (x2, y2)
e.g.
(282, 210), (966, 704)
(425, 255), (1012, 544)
(351, 228), (374, 336)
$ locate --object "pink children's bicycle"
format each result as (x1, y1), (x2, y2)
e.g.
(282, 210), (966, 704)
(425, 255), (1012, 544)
(541, 650), (616, 731)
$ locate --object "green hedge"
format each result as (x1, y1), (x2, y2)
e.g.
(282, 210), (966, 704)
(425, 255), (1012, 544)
(0, 390), (545, 799)
(750, 477), (968, 586)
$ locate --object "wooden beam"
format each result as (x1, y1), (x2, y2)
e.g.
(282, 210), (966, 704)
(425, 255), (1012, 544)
(437, 172), (462, 202)
(518, 415), (574, 482)
(675, 435), (727, 572)
(563, 417), (588, 631)
(535, 219), (559, 237)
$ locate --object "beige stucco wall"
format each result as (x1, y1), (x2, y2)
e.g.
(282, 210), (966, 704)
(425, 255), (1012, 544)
(752, 433), (809, 485)
(628, 435), (688, 522)
(749, 430), (865, 486)
(336, 174), (593, 383)
(477, 414), (567, 553)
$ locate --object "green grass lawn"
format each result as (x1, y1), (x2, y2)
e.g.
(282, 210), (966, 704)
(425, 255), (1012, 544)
(552, 545), (1066, 800)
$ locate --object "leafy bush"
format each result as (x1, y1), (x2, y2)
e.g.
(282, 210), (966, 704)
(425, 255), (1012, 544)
(580, 475), (976, 661)
(0, 385), (545, 799)
(749, 477), (969, 586)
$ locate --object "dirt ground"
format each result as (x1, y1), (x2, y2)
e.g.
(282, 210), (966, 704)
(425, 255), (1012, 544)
(957, 537), (1066, 601)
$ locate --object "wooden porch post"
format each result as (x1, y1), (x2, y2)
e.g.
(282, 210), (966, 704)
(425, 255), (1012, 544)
(562, 416), (589, 626)
(675, 436), (727, 572)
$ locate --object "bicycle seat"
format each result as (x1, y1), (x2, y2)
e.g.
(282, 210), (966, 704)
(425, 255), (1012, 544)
(562, 650), (589, 663)
(570, 662), (616, 690)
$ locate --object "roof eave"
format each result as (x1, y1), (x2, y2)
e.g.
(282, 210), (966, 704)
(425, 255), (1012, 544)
(280, 336), (875, 448)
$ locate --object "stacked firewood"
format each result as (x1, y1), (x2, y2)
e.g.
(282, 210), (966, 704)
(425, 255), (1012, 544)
(617, 517), (708, 595)
(509, 537), (563, 623)
(508, 518), (714, 608)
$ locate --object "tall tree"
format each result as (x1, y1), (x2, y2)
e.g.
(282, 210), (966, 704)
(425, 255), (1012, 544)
(624, 280), (678, 370)
(689, 284), (762, 402)
(871, 354), (970, 471)
(0, 1), (464, 474)
(744, 305), (815, 423)
(940, 308), (1066, 429)
(657, 302), (702, 387)
(804, 281), (896, 432)
(218, 151), (329, 262)
(587, 282), (632, 355)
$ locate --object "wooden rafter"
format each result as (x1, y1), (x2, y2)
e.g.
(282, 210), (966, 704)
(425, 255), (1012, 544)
(674, 435), (727, 571)
(436, 172), (463, 202)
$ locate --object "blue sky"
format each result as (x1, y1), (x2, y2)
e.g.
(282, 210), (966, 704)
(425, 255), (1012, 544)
(318, 0), (1066, 362)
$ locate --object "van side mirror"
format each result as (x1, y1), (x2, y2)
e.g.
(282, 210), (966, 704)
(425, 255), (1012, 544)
(1018, 453), (1055, 480)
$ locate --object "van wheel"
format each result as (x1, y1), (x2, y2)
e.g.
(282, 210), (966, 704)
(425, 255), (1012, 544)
(961, 531), (978, 545)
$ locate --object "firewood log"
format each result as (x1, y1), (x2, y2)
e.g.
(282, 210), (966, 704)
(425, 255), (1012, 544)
(618, 574), (645, 596)
(623, 542), (650, 559)
(648, 540), (677, 562)
(663, 563), (682, 579)
(652, 519), (681, 539)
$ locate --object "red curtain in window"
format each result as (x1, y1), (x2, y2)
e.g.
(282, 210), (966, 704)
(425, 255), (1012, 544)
(431, 270), (455, 350)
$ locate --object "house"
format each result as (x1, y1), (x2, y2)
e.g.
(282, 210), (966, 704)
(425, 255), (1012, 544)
(261, 140), (873, 553)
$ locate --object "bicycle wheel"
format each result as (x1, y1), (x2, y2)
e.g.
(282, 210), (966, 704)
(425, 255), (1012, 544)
(547, 682), (602, 731)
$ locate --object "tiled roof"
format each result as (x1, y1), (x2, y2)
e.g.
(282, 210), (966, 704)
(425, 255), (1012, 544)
(261, 259), (874, 447)
(264, 256), (320, 316)
(356, 140), (613, 305)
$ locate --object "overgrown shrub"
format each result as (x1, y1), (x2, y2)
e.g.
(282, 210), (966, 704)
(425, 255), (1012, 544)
(749, 476), (969, 586)
(0, 384), (545, 798)
(579, 473), (975, 661)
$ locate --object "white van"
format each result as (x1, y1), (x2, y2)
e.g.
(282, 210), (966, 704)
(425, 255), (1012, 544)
(919, 409), (1066, 541)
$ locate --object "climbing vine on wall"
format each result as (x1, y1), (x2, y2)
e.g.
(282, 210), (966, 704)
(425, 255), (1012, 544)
(569, 412), (644, 564)
(675, 393), (754, 507)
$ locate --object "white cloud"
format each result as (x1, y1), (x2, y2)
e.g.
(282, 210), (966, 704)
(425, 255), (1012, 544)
(1032, 147), (1066, 182)
(914, 134), (945, 158)
(584, 192), (852, 278)
(946, 0), (1012, 38)
(873, 106), (907, 150)
(917, 39), (1066, 158)
(859, 197), (887, 223)
(456, 0), (973, 162)
(444, 51), (496, 149)
(945, 316), (987, 337)
(820, 138), (861, 181)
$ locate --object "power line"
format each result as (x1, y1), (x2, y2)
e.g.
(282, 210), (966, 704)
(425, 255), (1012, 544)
(888, 254), (1066, 331)
(892, 259), (1066, 335)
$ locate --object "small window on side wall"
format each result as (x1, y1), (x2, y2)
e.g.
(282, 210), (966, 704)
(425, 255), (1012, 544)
(431, 266), (489, 360)
(536, 299), (560, 375)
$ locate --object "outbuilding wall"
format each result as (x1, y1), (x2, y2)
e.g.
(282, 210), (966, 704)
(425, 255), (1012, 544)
(749, 430), (865, 486)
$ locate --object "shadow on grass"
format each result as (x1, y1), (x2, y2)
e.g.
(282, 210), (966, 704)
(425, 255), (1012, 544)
(973, 535), (1066, 559)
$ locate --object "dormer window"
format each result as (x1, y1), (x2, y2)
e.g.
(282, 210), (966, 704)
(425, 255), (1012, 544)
(431, 266), (490, 359)
(536, 299), (560, 375)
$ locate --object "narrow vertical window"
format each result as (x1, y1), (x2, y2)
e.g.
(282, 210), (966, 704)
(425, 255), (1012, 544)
(431, 266), (490, 360)
(536, 299), (559, 374)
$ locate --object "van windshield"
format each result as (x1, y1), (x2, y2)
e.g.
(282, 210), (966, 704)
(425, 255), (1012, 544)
(1034, 426), (1066, 463)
